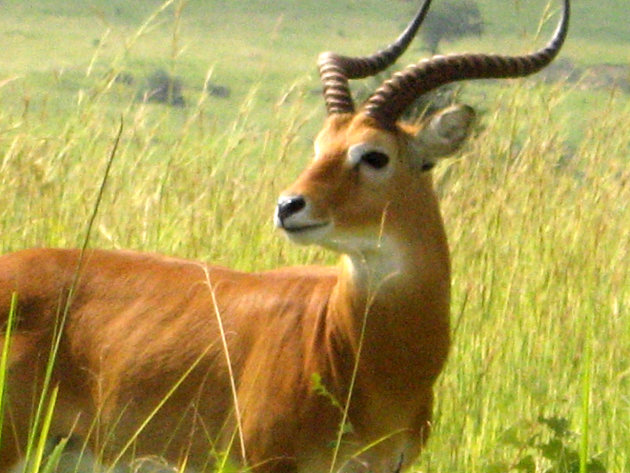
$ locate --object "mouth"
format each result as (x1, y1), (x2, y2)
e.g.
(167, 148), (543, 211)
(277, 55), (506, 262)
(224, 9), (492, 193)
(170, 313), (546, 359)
(278, 220), (333, 245)
(282, 221), (330, 234)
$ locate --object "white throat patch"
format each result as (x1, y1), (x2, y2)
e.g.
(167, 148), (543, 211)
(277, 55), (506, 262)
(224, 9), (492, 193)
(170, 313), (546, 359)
(337, 235), (404, 292)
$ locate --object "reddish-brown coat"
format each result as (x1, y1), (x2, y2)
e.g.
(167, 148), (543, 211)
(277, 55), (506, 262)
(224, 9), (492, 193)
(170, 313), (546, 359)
(0, 110), (465, 473)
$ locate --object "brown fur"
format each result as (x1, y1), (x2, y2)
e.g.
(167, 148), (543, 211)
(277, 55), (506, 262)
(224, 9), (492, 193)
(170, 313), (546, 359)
(0, 108), (474, 473)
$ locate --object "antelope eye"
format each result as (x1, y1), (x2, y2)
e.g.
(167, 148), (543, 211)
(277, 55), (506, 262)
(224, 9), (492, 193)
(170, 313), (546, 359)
(360, 151), (390, 169)
(421, 162), (436, 172)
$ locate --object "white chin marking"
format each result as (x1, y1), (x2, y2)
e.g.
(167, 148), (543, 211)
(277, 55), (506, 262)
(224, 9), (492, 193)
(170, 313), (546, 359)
(283, 222), (333, 245)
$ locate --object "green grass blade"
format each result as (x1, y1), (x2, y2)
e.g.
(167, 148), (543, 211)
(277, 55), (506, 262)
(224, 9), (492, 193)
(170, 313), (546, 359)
(40, 436), (71, 473)
(27, 386), (59, 473)
(579, 330), (592, 473)
(0, 292), (19, 444)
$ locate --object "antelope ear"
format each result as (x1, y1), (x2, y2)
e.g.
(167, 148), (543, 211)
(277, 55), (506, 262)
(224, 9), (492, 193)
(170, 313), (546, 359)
(415, 105), (476, 161)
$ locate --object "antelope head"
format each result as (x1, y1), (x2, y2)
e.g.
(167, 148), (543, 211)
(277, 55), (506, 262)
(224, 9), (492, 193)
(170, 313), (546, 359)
(275, 0), (569, 259)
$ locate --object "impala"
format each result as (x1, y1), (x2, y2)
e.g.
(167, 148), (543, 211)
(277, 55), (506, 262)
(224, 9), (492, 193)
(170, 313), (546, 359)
(0, 0), (569, 472)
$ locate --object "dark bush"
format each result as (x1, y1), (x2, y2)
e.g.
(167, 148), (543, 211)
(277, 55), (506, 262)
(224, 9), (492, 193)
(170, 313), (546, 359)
(114, 72), (135, 86)
(207, 83), (231, 98)
(138, 69), (185, 107)
(421, 0), (484, 54)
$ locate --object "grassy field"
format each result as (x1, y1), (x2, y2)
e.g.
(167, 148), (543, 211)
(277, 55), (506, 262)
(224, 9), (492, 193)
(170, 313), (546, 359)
(1, 0), (629, 472)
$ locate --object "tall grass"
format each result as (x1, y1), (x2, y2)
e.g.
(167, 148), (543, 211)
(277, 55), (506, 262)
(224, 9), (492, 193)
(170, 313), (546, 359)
(1, 1), (629, 472)
(424, 84), (630, 472)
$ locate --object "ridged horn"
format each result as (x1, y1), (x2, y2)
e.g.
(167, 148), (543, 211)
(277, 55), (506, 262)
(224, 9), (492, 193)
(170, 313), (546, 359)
(364, 0), (570, 130)
(318, 0), (433, 115)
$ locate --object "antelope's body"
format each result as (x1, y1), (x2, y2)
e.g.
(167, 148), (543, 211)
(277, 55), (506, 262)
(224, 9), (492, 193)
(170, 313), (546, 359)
(0, 114), (453, 473)
(0, 1), (569, 472)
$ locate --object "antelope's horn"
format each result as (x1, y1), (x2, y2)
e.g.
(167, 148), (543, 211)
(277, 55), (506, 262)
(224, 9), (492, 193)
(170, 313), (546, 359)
(318, 0), (433, 115)
(364, 0), (570, 130)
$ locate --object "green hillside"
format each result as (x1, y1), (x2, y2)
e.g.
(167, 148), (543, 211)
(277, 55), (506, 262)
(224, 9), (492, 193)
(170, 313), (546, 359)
(1, 0), (628, 132)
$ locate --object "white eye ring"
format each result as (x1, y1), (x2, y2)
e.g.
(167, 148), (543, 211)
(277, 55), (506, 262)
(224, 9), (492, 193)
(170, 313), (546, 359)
(347, 143), (390, 168)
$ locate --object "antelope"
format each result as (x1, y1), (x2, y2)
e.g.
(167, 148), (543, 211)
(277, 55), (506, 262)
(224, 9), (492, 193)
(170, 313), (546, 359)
(0, 0), (569, 472)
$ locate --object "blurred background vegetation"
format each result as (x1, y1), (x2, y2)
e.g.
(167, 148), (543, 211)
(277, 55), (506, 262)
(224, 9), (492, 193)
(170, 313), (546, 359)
(0, 0), (628, 137)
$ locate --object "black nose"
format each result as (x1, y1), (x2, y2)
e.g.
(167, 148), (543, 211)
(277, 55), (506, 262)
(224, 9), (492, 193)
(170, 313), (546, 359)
(276, 195), (306, 223)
